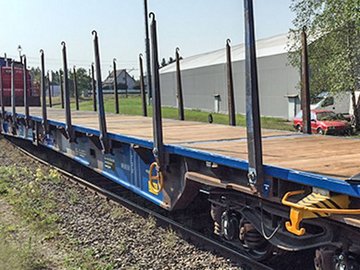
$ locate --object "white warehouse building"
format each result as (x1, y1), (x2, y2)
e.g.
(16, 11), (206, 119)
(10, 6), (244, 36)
(159, 34), (301, 120)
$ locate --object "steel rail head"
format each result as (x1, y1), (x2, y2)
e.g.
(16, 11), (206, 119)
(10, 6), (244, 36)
(139, 53), (147, 117)
(22, 55), (29, 126)
(61, 41), (74, 141)
(149, 12), (165, 169)
(113, 57), (119, 114)
(92, 30), (110, 154)
(226, 38), (236, 126)
(244, 0), (263, 193)
(175, 47), (185, 121)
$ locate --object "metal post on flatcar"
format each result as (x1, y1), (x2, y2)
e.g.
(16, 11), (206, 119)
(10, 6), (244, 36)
(61, 42), (74, 142)
(73, 66), (79, 111)
(92, 30), (110, 154)
(91, 63), (97, 112)
(139, 54), (147, 117)
(149, 12), (165, 170)
(23, 55), (29, 127)
(40, 50), (48, 134)
(0, 66), (4, 119)
(301, 27), (311, 135)
(124, 69), (128, 98)
(244, 0), (263, 193)
(175, 47), (185, 121)
(113, 58), (119, 114)
(226, 39), (236, 126)
(144, 0), (152, 104)
(59, 69), (64, 109)
(11, 61), (16, 128)
(47, 72), (52, 108)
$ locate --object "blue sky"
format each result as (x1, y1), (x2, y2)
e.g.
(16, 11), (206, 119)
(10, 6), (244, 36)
(0, 0), (294, 77)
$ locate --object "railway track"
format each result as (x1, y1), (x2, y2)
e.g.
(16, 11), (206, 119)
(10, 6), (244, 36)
(6, 135), (318, 270)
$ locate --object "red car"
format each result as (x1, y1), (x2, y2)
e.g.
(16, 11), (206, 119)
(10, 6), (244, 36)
(293, 110), (351, 135)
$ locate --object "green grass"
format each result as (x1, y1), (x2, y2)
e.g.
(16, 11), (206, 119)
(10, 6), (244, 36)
(0, 164), (114, 270)
(53, 95), (294, 131)
(0, 232), (49, 270)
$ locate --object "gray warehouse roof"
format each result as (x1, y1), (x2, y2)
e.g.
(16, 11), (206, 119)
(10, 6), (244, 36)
(160, 33), (290, 74)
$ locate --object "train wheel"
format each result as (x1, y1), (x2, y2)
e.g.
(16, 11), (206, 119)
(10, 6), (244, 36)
(239, 221), (274, 261)
(314, 248), (360, 270)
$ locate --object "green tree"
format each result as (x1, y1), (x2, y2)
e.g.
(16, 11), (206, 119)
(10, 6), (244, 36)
(49, 70), (61, 85)
(69, 67), (91, 97)
(289, 0), (360, 126)
(29, 67), (41, 84)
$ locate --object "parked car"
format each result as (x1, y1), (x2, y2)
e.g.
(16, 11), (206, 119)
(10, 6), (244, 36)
(293, 110), (352, 135)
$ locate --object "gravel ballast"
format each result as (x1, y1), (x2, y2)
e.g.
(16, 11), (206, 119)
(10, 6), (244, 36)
(0, 137), (243, 269)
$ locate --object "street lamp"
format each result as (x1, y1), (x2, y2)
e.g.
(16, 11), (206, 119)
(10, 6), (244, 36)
(17, 45), (22, 63)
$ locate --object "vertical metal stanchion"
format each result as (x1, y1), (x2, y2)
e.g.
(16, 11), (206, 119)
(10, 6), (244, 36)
(149, 12), (164, 170)
(23, 55), (29, 126)
(113, 58), (119, 114)
(301, 27), (311, 134)
(59, 69), (64, 109)
(91, 63), (97, 112)
(47, 72), (52, 108)
(11, 61), (16, 127)
(175, 47), (185, 121)
(0, 66), (4, 119)
(92, 30), (110, 153)
(144, 0), (152, 104)
(124, 69), (128, 98)
(139, 54), (147, 117)
(226, 39), (236, 126)
(61, 42), (74, 141)
(73, 66), (79, 111)
(244, 0), (263, 193)
(40, 50), (48, 134)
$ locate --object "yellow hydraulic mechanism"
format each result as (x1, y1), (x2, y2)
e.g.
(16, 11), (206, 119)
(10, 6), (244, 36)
(148, 162), (164, 195)
(282, 190), (360, 236)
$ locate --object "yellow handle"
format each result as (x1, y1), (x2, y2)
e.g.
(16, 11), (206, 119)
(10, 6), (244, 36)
(148, 162), (164, 194)
(282, 190), (360, 215)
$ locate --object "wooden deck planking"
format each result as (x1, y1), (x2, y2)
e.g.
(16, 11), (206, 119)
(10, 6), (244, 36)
(9, 107), (360, 180)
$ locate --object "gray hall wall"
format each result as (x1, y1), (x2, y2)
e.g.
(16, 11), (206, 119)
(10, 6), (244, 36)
(160, 53), (299, 119)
